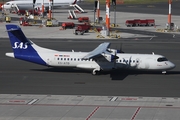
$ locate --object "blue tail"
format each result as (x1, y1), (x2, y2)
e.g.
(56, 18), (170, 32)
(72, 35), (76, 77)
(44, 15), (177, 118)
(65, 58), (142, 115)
(6, 24), (46, 65)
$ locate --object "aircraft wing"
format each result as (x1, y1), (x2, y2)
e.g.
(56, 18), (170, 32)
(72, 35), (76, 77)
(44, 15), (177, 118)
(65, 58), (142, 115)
(82, 42), (111, 60)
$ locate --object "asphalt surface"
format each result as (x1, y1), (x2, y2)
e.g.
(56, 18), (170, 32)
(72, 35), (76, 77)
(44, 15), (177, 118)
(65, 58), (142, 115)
(1, 39), (180, 97)
(80, 1), (180, 15)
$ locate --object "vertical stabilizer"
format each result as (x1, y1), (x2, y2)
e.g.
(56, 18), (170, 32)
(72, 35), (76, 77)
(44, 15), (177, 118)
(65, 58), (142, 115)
(6, 24), (46, 65)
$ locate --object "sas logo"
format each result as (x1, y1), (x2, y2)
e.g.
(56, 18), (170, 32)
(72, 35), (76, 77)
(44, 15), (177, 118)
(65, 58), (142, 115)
(12, 42), (28, 49)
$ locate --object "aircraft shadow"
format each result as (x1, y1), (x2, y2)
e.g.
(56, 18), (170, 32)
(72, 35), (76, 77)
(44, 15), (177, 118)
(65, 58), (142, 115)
(31, 67), (90, 74)
(31, 68), (180, 80)
(109, 70), (180, 80)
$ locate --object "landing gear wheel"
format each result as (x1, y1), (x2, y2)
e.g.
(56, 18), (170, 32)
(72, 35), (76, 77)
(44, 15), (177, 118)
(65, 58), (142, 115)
(92, 70), (100, 75)
(162, 71), (167, 74)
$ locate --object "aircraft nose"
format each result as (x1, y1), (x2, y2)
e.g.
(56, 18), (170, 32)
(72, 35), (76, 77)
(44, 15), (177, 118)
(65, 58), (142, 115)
(168, 62), (175, 70)
(171, 62), (175, 69)
(1, 5), (5, 9)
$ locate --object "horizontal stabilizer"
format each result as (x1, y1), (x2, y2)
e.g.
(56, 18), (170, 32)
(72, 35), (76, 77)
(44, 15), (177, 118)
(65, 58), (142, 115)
(5, 53), (14, 58)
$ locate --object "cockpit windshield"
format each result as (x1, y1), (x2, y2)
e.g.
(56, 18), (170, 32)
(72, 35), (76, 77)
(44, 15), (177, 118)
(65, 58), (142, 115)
(157, 57), (168, 62)
(5, 3), (10, 5)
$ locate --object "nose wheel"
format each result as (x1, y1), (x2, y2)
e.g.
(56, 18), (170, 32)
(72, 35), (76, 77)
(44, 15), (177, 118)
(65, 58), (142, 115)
(162, 71), (166, 74)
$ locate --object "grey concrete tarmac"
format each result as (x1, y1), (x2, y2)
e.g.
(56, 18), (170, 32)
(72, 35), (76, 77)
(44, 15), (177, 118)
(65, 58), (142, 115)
(1, 39), (180, 97)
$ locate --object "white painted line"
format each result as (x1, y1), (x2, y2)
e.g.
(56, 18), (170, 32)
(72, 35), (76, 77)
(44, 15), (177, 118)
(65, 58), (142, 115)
(27, 99), (38, 105)
(173, 34), (175, 38)
(110, 97), (118, 101)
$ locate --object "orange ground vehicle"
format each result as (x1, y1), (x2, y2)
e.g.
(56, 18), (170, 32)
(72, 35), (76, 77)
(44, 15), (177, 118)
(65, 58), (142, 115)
(74, 23), (92, 35)
(78, 17), (89, 22)
(61, 22), (75, 29)
(125, 19), (155, 27)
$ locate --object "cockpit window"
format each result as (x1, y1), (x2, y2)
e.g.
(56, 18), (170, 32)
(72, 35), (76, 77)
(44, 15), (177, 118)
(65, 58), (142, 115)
(157, 57), (168, 62)
(6, 3), (10, 5)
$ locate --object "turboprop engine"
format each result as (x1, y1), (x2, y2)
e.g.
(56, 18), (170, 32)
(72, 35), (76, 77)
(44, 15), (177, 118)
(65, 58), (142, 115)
(102, 53), (119, 62)
(107, 48), (121, 54)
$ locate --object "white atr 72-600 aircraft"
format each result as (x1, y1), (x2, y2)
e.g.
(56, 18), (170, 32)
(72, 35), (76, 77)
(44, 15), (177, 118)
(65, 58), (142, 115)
(5, 24), (175, 75)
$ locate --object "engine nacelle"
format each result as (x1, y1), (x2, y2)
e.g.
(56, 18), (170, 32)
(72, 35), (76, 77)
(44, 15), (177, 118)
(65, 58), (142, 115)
(102, 53), (119, 62)
(108, 48), (121, 54)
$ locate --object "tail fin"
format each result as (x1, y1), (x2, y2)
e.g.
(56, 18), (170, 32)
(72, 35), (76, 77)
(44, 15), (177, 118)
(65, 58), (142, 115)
(6, 24), (36, 54)
(72, 0), (77, 4)
(6, 24), (46, 65)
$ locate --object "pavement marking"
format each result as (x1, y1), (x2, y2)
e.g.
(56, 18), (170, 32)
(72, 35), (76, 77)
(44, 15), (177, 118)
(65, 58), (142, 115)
(173, 34), (175, 38)
(8, 100), (26, 103)
(131, 107), (141, 120)
(121, 97), (138, 101)
(110, 97), (118, 101)
(86, 106), (100, 120)
(27, 99), (38, 105)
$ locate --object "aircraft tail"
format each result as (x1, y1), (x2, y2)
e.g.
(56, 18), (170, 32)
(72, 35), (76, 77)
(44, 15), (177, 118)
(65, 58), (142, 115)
(73, 0), (77, 4)
(5, 24), (47, 65)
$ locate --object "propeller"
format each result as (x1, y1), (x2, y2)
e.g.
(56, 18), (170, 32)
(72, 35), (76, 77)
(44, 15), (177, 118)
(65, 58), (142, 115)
(113, 51), (117, 68)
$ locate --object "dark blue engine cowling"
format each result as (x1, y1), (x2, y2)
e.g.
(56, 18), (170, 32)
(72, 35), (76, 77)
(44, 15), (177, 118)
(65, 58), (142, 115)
(104, 54), (119, 62)
(117, 49), (124, 53)
(111, 55), (119, 62)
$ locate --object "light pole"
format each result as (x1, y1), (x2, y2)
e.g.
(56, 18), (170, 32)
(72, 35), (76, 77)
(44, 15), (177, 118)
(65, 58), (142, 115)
(94, 0), (97, 26)
(112, 6), (116, 27)
(106, 0), (110, 36)
(42, 0), (44, 18)
(168, 0), (172, 30)
(2, 0), (4, 16)
(96, 0), (100, 24)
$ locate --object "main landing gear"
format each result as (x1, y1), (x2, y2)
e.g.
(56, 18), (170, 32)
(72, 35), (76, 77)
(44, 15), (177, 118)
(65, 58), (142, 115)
(92, 69), (101, 75)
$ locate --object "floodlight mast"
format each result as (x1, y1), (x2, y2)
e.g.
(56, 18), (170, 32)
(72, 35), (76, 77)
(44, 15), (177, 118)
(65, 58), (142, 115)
(168, 0), (172, 29)
(106, 0), (110, 36)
